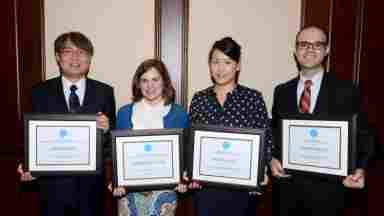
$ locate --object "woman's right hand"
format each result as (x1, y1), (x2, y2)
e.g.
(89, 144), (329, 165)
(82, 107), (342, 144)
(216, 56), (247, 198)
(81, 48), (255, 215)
(108, 183), (126, 197)
(270, 158), (290, 178)
(188, 180), (202, 190)
(17, 164), (36, 182)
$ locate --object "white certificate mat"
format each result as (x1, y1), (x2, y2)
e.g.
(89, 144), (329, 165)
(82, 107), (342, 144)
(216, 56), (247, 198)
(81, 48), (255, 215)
(193, 130), (261, 187)
(28, 120), (97, 172)
(115, 135), (180, 187)
(282, 119), (349, 176)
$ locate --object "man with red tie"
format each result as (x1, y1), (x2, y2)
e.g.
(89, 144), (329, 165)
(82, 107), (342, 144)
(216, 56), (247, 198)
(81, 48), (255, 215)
(270, 26), (371, 216)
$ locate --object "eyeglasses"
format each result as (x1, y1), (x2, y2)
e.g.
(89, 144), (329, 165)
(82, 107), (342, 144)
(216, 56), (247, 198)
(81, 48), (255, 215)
(296, 41), (327, 50)
(60, 48), (89, 58)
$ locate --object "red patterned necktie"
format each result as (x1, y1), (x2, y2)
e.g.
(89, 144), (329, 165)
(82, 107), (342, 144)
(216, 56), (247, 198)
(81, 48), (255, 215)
(299, 80), (312, 113)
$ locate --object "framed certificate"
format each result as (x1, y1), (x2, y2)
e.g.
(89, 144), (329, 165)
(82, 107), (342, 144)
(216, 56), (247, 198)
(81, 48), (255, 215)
(112, 128), (183, 191)
(188, 124), (266, 190)
(24, 114), (102, 176)
(281, 115), (357, 177)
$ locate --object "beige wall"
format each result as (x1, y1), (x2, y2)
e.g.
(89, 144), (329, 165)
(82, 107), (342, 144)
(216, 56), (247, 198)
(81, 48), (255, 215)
(44, 0), (155, 109)
(189, 0), (301, 114)
(45, 0), (301, 113)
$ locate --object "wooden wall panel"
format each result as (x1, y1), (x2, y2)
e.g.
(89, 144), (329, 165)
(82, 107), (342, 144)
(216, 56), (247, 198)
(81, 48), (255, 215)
(301, 0), (332, 30)
(8, 1), (44, 216)
(329, 0), (360, 81)
(3, 0), (19, 214)
(302, 1), (383, 216)
(17, 0), (45, 111)
(360, 0), (383, 145)
(3, 0), (19, 156)
(6, 0), (45, 156)
(156, 0), (189, 108)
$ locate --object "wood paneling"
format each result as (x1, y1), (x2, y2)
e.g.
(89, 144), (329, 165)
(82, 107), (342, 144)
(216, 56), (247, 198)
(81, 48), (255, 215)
(155, 0), (189, 108)
(359, 0), (383, 146)
(156, 1), (192, 215)
(3, 0), (19, 156)
(329, 0), (361, 81)
(302, 1), (383, 216)
(301, 0), (332, 30)
(7, 1), (44, 216)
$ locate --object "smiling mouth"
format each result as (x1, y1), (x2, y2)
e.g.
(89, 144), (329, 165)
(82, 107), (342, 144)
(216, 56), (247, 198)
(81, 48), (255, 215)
(215, 73), (227, 78)
(145, 90), (157, 95)
(70, 63), (81, 68)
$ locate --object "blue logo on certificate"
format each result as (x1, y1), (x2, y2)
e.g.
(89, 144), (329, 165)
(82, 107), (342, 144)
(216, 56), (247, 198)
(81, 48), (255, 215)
(59, 129), (68, 138)
(309, 128), (318, 138)
(222, 141), (231, 150)
(144, 144), (152, 152)
(57, 128), (72, 144)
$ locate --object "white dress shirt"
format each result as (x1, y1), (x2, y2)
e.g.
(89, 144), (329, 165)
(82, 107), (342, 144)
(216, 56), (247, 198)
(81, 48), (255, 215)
(62, 76), (86, 109)
(297, 70), (324, 113)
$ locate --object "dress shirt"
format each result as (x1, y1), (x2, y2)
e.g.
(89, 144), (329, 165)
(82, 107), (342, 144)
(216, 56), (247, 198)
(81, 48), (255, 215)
(62, 76), (86, 109)
(297, 70), (324, 113)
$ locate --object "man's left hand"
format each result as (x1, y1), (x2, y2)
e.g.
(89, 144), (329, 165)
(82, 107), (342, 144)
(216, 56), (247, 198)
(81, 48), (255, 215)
(343, 168), (365, 189)
(96, 112), (109, 131)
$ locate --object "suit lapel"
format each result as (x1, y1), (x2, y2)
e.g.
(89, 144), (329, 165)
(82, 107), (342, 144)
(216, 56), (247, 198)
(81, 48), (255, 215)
(289, 77), (301, 114)
(54, 77), (70, 113)
(313, 73), (330, 115)
(79, 78), (94, 112)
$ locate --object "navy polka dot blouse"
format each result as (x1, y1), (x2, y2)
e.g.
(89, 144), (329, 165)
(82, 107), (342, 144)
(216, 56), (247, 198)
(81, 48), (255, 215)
(189, 84), (272, 162)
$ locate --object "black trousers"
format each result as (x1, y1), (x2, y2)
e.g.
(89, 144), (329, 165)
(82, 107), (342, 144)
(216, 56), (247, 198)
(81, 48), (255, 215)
(39, 175), (104, 216)
(193, 188), (250, 216)
(272, 175), (345, 216)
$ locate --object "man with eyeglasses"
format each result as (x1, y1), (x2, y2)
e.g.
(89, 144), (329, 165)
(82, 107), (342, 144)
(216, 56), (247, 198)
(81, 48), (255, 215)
(270, 26), (372, 216)
(18, 32), (116, 216)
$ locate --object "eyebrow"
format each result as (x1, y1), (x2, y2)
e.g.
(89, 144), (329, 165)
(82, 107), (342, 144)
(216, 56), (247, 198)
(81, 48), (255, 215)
(211, 58), (232, 61)
(296, 41), (327, 43)
(140, 76), (161, 80)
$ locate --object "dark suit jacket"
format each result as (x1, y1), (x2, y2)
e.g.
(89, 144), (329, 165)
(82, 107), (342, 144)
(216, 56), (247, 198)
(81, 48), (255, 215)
(30, 76), (116, 215)
(271, 72), (372, 169)
(32, 76), (115, 125)
(32, 76), (116, 156)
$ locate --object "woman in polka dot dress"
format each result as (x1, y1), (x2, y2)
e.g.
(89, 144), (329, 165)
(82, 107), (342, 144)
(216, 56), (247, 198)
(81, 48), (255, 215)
(188, 37), (272, 216)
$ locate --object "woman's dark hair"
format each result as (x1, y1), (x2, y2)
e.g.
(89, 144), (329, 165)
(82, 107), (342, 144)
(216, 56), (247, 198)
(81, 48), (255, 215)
(54, 31), (94, 56)
(208, 37), (241, 83)
(132, 59), (175, 105)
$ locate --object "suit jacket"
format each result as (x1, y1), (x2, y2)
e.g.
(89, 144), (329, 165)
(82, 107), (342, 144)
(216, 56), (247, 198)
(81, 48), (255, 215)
(32, 76), (115, 122)
(30, 76), (116, 214)
(32, 76), (116, 157)
(271, 72), (372, 169)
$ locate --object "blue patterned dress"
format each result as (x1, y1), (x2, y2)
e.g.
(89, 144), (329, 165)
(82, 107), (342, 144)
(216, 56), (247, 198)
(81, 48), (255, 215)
(118, 191), (177, 216)
(116, 102), (188, 216)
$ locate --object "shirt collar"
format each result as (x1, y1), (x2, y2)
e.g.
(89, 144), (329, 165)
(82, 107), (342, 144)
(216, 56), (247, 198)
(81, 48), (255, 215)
(62, 76), (86, 92)
(208, 84), (241, 96)
(299, 69), (324, 87)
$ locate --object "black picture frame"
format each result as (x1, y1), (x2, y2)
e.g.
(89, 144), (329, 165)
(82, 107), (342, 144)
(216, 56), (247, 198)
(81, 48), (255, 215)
(24, 113), (102, 176)
(188, 124), (266, 191)
(280, 114), (357, 178)
(111, 128), (184, 192)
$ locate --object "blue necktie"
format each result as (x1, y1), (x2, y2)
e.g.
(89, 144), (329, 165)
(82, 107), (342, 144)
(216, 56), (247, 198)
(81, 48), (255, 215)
(69, 85), (80, 113)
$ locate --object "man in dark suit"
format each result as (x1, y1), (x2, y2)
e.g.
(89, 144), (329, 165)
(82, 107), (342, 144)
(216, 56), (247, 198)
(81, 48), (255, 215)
(270, 26), (371, 216)
(18, 32), (116, 216)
